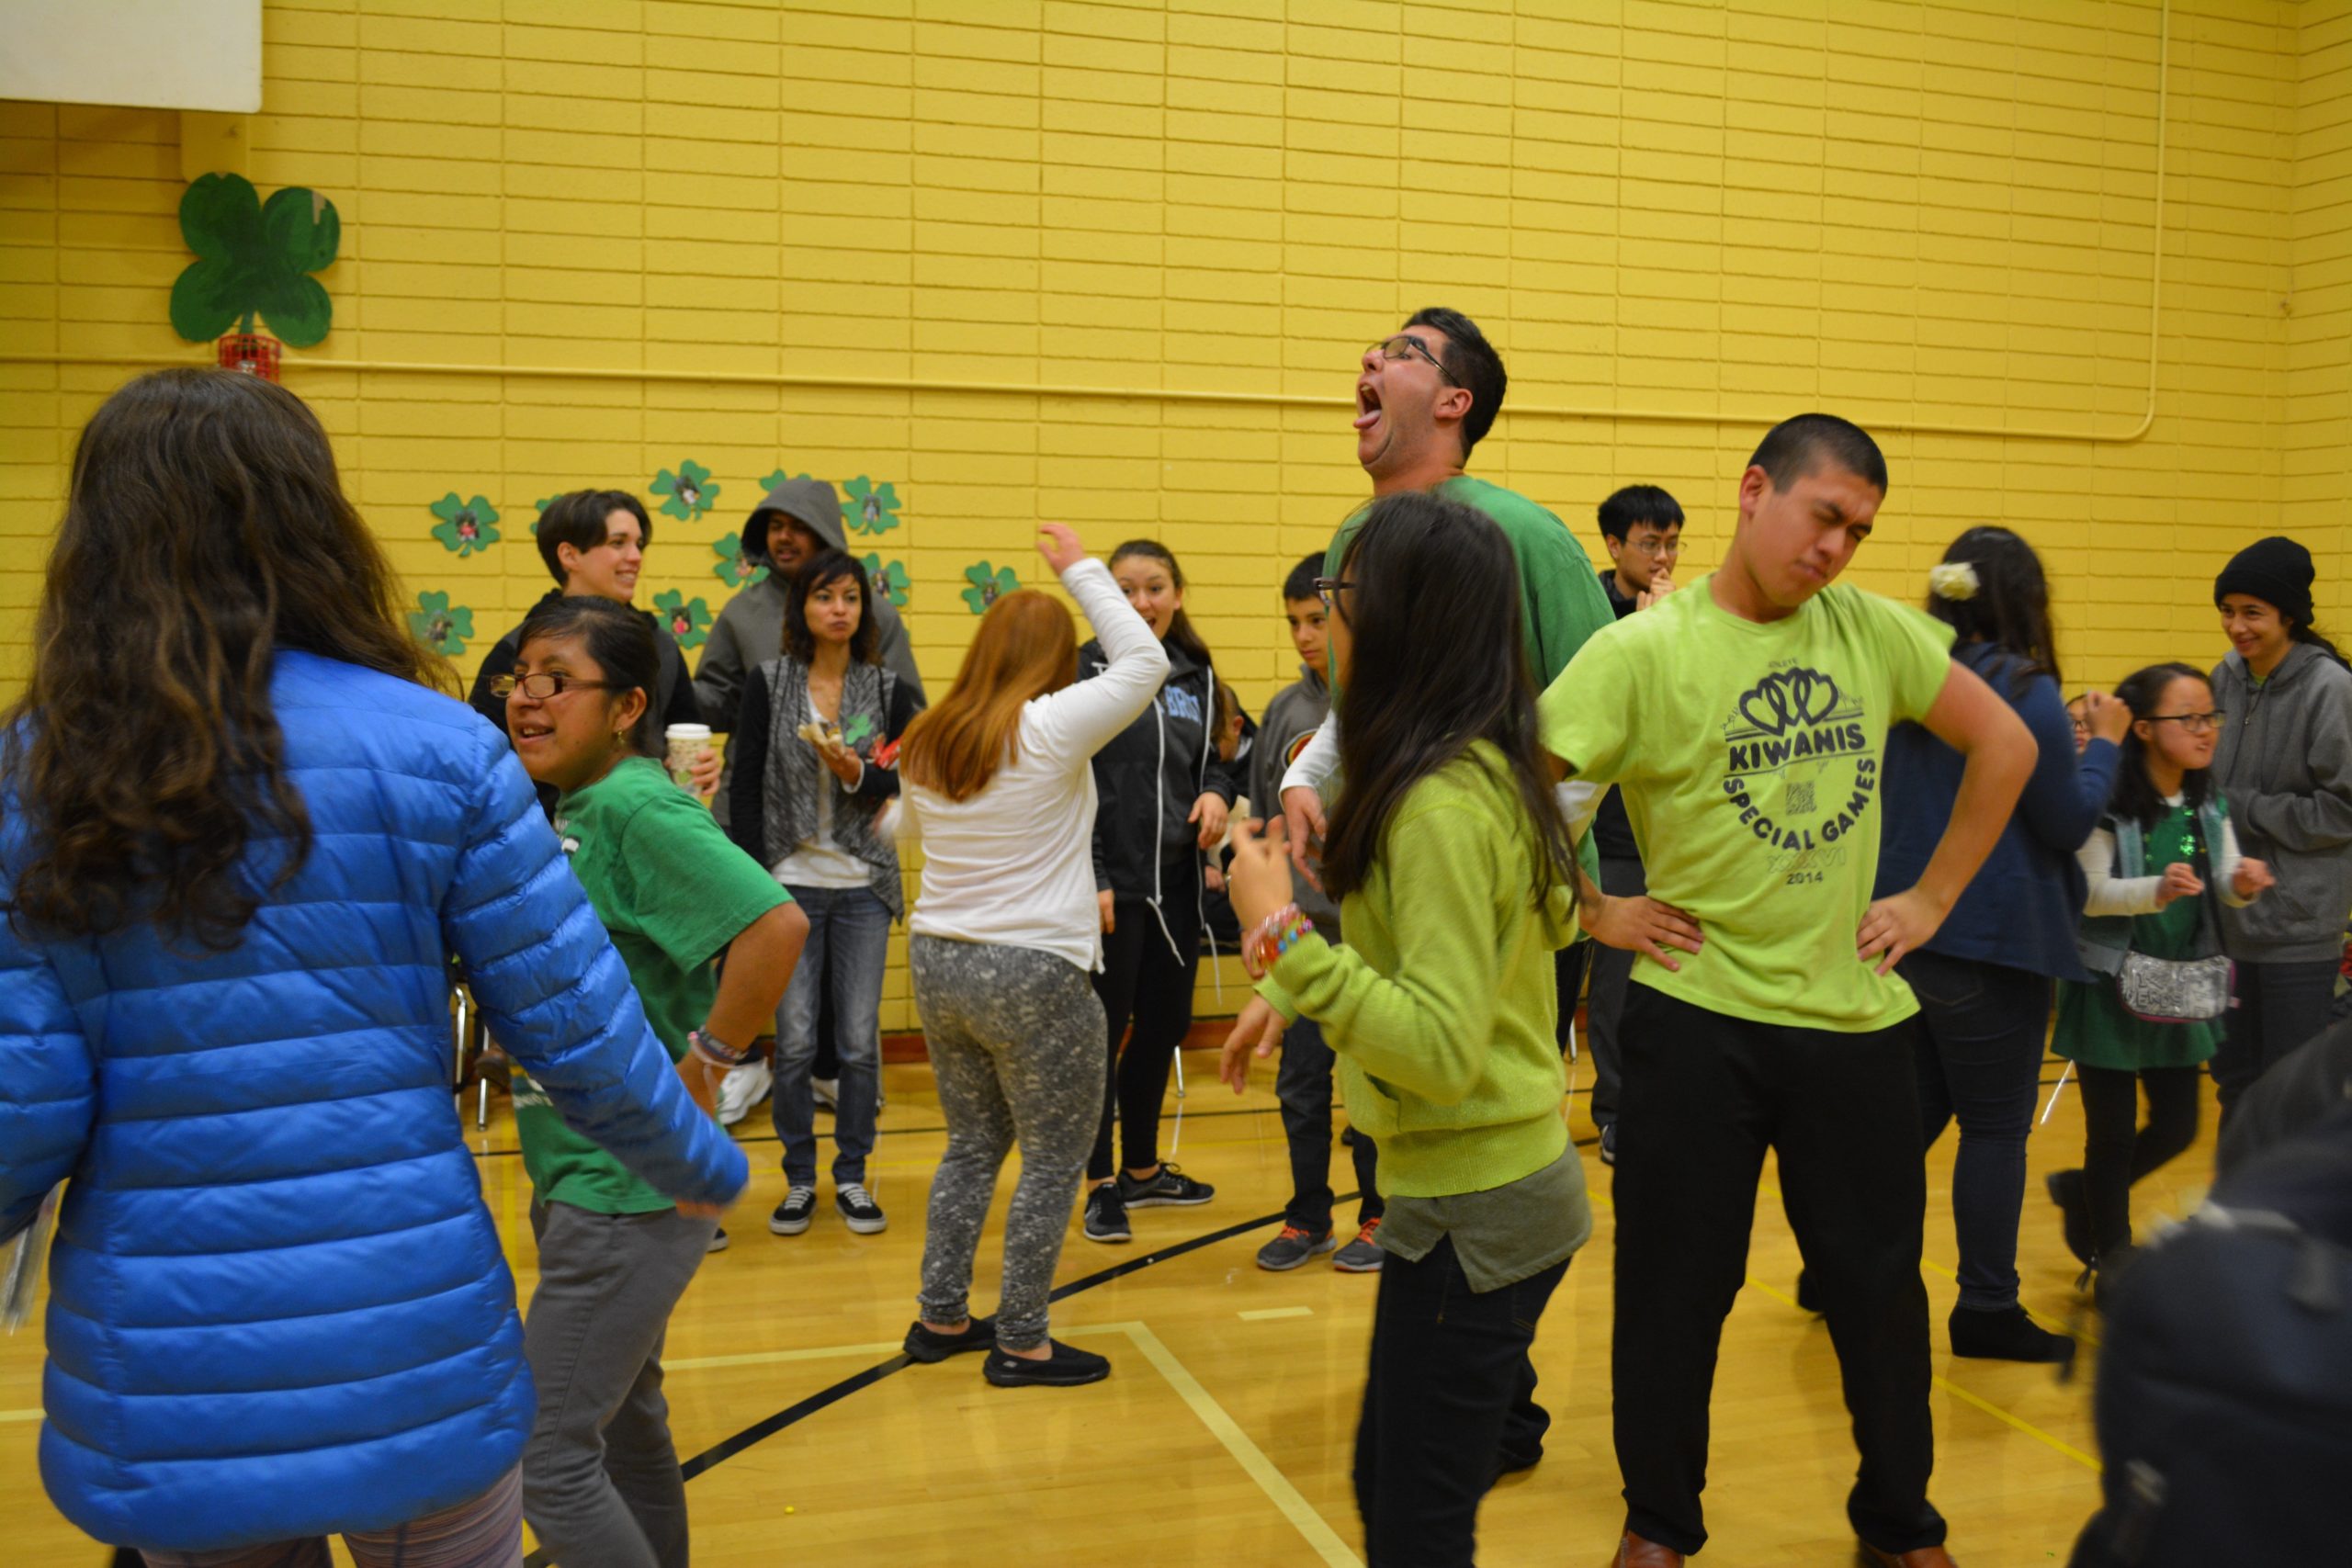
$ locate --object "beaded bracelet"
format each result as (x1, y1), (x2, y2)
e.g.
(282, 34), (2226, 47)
(1243, 903), (1316, 979)
(688, 1027), (750, 1069)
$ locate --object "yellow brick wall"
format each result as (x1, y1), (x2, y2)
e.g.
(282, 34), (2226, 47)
(0, 0), (2338, 1029)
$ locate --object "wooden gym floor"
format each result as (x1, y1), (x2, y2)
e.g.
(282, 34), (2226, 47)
(7, 1043), (2176, 1566)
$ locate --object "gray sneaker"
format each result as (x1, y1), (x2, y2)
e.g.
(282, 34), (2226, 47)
(1332, 1217), (1385, 1273)
(1255, 1224), (1337, 1271)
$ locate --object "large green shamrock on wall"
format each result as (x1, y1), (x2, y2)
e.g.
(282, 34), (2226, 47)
(653, 589), (712, 649)
(961, 562), (1017, 615)
(170, 174), (339, 345)
(842, 477), (901, 536)
(430, 493), (500, 556)
(409, 591), (473, 656)
(862, 554), (910, 607)
(651, 461), (718, 522)
(712, 532), (767, 588)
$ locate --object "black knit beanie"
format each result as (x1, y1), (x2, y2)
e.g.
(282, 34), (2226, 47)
(2214, 535), (2315, 626)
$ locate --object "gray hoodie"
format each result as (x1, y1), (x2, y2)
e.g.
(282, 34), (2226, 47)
(695, 478), (925, 826)
(1249, 660), (1341, 932)
(2211, 639), (2352, 963)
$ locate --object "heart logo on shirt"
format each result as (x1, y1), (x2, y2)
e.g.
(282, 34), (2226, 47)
(1736, 669), (1843, 736)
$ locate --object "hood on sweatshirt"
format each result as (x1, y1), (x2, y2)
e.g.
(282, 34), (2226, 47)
(742, 478), (847, 570)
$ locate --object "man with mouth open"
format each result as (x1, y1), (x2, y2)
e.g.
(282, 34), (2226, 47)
(470, 488), (716, 818)
(1272, 308), (1617, 1491)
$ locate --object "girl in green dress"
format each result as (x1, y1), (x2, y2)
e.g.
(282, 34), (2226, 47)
(2051, 662), (2275, 1292)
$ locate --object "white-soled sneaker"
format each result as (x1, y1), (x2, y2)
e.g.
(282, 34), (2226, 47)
(836, 1183), (888, 1235)
(715, 1056), (773, 1127)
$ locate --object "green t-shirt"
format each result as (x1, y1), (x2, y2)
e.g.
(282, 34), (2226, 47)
(1539, 577), (1956, 1032)
(514, 755), (791, 1214)
(1326, 474), (1616, 689)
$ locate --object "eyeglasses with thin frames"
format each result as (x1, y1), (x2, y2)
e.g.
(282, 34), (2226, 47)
(1368, 333), (1458, 385)
(490, 672), (616, 701)
(1313, 576), (1354, 612)
(2145, 711), (2224, 736)
(1623, 536), (1681, 558)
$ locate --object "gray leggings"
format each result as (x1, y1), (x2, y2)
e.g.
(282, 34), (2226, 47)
(911, 935), (1108, 1350)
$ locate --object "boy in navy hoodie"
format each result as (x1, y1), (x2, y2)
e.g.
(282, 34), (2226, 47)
(1251, 556), (1383, 1270)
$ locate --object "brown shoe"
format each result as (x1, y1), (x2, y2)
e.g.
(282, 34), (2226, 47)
(1608, 1532), (1685, 1567)
(1859, 1545), (1957, 1567)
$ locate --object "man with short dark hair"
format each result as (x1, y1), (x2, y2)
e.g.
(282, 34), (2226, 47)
(1544, 415), (2034, 1568)
(1577, 483), (1689, 1163)
(469, 489), (713, 815)
(1597, 484), (1685, 615)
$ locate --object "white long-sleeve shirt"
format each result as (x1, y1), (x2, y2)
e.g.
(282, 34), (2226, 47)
(2076, 794), (2251, 917)
(1277, 707), (1604, 850)
(901, 558), (1170, 972)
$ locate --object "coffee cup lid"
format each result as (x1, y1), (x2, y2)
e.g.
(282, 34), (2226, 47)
(664, 724), (712, 739)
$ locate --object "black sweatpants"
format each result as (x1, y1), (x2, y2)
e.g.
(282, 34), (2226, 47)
(1089, 860), (1202, 1181)
(2075, 1063), (2201, 1256)
(1612, 985), (1944, 1559)
(2211, 957), (2338, 1116)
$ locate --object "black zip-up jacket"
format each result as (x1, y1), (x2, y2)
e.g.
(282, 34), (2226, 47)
(1080, 635), (1244, 916)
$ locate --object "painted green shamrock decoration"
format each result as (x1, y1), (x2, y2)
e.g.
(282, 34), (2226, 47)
(429, 493), (501, 556)
(862, 554), (910, 608)
(961, 562), (1018, 615)
(408, 591), (473, 655)
(712, 532), (767, 589)
(758, 468), (814, 493)
(842, 477), (901, 536)
(653, 588), (712, 649)
(170, 173), (339, 346)
(651, 460), (718, 523)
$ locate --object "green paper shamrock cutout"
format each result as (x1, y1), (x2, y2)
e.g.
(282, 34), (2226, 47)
(651, 460), (718, 522)
(758, 468), (815, 493)
(408, 591), (474, 656)
(861, 553), (910, 608)
(842, 714), (876, 748)
(429, 493), (501, 556)
(712, 532), (768, 589)
(842, 476), (901, 536)
(653, 588), (712, 649)
(961, 562), (1018, 615)
(170, 174), (340, 346)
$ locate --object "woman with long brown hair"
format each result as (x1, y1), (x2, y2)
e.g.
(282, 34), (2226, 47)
(0, 368), (744, 1563)
(893, 522), (1167, 1387)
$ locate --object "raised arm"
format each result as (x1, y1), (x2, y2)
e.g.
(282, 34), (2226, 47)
(1025, 525), (1169, 761)
(2012, 676), (2121, 856)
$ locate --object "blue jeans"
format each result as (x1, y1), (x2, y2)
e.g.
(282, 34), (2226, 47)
(772, 884), (890, 1186)
(1902, 949), (2052, 1314)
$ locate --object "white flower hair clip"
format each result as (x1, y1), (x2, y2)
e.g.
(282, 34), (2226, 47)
(1928, 560), (1981, 603)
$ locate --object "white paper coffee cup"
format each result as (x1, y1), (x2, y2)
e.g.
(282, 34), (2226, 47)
(664, 723), (712, 791)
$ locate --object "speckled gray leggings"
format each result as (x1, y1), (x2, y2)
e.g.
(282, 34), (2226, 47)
(911, 935), (1108, 1351)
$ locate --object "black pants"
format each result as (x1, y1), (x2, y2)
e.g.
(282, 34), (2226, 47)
(1089, 865), (1202, 1181)
(2075, 1064), (2200, 1256)
(1613, 986), (1943, 1559)
(1354, 1235), (1568, 1568)
(1274, 1010), (1382, 1234)
(2211, 958), (2337, 1115)
(1904, 949), (2053, 1313)
(1583, 855), (1645, 1124)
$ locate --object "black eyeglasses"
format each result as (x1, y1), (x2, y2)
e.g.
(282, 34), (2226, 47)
(1369, 333), (1458, 385)
(491, 672), (614, 701)
(1313, 576), (1355, 612)
(2145, 711), (2224, 735)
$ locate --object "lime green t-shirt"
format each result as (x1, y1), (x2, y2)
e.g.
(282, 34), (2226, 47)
(1326, 474), (1616, 690)
(1538, 577), (1956, 1033)
(514, 755), (791, 1214)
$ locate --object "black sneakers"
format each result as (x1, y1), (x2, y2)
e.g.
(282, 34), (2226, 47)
(770, 1185), (817, 1235)
(1116, 1163), (1214, 1208)
(904, 1314), (998, 1363)
(705, 1225), (729, 1254)
(982, 1338), (1112, 1388)
(1082, 1184), (1130, 1244)
(835, 1183), (888, 1235)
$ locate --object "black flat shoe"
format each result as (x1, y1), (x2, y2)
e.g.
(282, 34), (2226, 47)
(904, 1315), (997, 1363)
(2046, 1169), (2093, 1267)
(1949, 1303), (2075, 1364)
(982, 1338), (1112, 1387)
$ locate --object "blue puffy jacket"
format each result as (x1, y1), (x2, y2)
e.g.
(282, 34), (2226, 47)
(0, 651), (750, 1551)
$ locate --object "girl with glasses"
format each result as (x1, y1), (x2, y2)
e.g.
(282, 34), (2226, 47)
(2051, 661), (2275, 1301)
(503, 593), (805, 1567)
